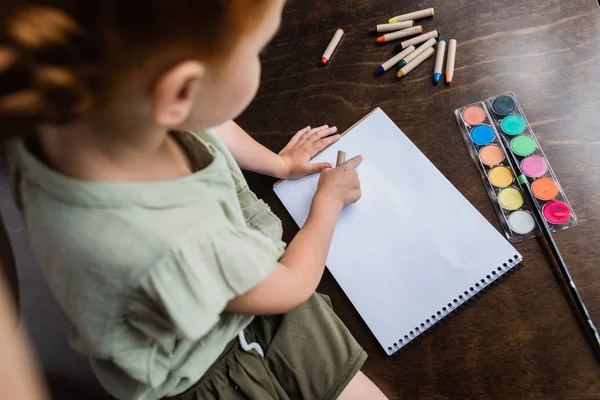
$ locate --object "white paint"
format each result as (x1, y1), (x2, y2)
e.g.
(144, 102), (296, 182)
(508, 210), (536, 234)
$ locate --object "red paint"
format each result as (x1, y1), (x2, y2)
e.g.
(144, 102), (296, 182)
(542, 200), (571, 225)
(321, 57), (328, 64)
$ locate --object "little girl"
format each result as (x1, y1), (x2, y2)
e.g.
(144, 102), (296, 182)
(1, 1), (387, 399)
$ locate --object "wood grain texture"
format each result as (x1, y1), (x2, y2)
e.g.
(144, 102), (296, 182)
(237, 1), (600, 398)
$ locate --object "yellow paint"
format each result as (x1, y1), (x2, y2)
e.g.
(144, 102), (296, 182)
(498, 188), (524, 211)
(488, 166), (514, 188)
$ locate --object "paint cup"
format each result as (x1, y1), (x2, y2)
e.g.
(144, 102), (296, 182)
(479, 145), (505, 166)
(470, 125), (495, 145)
(462, 105), (486, 126)
(520, 155), (548, 178)
(492, 95), (516, 116)
(488, 166), (514, 188)
(542, 200), (571, 224)
(531, 177), (559, 201)
(501, 115), (527, 136)
(507, 210), (536, 234)
(497, 187), (524, 211)
(510, 135), (536, 157)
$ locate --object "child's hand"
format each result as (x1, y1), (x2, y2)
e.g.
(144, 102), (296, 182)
(279, 125), (341, 179)
(315, 155), (364, 209)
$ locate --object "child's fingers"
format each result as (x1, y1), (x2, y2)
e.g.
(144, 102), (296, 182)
(312, 134), (341, 153)
(342, 155), (364, 169)
(309, 126), (338, 143)
(287, 126), (311, 147)
(302, 125), (329, 141)
(308, 162), (332, 174)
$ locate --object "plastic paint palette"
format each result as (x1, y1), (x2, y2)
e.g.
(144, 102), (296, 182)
(454, 92), (577, 242)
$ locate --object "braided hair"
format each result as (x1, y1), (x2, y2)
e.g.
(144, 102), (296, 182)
(0, 1), (272, 141)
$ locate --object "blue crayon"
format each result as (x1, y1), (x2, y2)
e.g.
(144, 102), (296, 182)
(374, 46), (415, 76)
(433, 40), (447, 83)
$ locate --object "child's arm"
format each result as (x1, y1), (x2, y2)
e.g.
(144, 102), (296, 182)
(0, 273), (48, 400)
(226, 155), (363, 315)
(214, 120), (340, 179)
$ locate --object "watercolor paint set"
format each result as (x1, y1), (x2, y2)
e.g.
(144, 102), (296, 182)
(454, 92), (576, 242)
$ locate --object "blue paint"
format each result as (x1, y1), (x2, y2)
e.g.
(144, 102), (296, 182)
(375, 66), (385, 75)
(433, 72), (441, 83)
(470, 125), (495, 145)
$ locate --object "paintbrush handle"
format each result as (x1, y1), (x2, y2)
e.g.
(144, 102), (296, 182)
(497, 129), (600, 358)
(516, 174), (600, 358)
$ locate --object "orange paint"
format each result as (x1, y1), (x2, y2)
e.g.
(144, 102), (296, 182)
(377, 36), (385, 43)
(479, 145), (505, 166)
(531, 177), (559, 201)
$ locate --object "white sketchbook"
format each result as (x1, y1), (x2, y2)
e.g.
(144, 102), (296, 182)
(273, 108), (522, 355)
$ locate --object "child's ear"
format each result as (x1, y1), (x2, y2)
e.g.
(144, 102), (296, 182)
(152, 60), (205, 127)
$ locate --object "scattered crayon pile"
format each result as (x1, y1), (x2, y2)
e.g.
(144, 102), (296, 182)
(371, 7), (457, 83)
(320, 7), (458, 84)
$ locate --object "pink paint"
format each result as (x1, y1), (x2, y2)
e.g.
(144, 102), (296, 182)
(542, 200), (571, 225)
(520, 155), (547, 178)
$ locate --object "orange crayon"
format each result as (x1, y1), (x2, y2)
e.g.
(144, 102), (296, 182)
(445, 39), (457, 83)
(376, 26), (422, 43)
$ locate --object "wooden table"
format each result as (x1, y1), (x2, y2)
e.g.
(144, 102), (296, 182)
(237, 1), (600, 398)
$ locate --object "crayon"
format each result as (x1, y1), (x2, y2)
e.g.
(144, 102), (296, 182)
(397, 37), (437, 68)
(375, 46), (415, 75)
(336, 151), (347, 166)
(376, 26), (422, 43)
(397, 47), (435, 78)
(369, 20), (414, 33)
(433, 40), (447, 83)
(388, 8), (434, 24)
(446, 39), (457, 83)
(394, 30), (440, 51)
(321, 28), (344, 65)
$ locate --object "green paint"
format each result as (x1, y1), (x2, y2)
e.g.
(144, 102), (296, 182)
(398, 60), (407, 68)
(518, 175), (527, 184)
(501, 115), (527, 136)
(510, 135), (536, 157)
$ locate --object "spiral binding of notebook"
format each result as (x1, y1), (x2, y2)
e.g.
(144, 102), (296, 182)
(386, 254), (523, 355)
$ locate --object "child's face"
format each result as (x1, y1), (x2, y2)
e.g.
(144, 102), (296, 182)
(183, 0), (285, 130)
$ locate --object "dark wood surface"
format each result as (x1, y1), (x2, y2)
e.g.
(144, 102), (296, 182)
(237, 0), (600, 399)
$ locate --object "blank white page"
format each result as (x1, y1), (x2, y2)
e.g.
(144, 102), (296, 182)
(274, 108), (521, 355)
